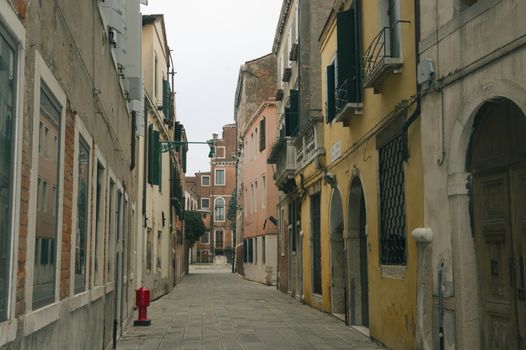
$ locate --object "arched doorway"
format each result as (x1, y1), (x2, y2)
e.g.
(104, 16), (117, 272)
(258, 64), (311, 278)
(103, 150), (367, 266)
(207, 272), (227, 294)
(469, 99), (526, 349)
(330, 188), (346, 319)
(347, 177), (369, 328)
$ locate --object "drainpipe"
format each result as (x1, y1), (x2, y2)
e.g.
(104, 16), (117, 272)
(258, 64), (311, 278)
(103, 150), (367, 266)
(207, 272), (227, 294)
(412, 228), (433, 350)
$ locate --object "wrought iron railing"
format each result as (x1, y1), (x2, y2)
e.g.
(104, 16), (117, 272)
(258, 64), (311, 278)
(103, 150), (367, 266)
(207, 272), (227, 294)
(336, 79), (350, 115)
(363, 21), (409, 80)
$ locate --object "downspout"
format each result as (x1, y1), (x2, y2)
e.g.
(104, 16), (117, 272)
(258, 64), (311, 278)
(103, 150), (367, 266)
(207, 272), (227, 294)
(402, 0), (421, 161)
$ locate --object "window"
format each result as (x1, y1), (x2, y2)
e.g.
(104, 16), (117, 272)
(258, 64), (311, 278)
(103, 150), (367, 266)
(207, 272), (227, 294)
(215, 146), (225, 159)
(214, 197), (225, 222)
(243, 240), (248, 262)
(154, 55), (159, 99)
(146, 229), (152, 273)
(254, 238), (258, 263)
(280, 208), (285, 256)
(215, 169), (225, 186)
(285, 90), (299, 136)
(262, 175), (266, 209)
(215, 230), (224, 249)
(201, 198), (210, 209)
(33, 85), (62, 309)
(254, 181), (258, 211)
(94, 160), (106, 286)
(107, 179), (116, 279)
(201, 232), (210, 244)
(201, 175), (210, 186)
(147, 124), (160, 186)
(156, 230), (162, 271)
(326, 62), (336, 123)
(379, 0), (400, 58)
(250, 184), (254, 213)
(74, 136), (90, 294)
(0, 26), (17, 321)
(259, 118), (266, 152)
(334, 5), (362, 113)
(311, 193), (322, 295)
(379, 134), (407, 265)
(262, 236), (266, 264)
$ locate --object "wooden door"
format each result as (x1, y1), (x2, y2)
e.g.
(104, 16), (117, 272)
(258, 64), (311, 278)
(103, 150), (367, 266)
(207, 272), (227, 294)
(474, 172), (518, 349)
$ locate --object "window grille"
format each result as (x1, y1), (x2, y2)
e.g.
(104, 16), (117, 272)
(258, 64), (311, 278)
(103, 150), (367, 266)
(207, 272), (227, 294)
(379, 134), (407, 265)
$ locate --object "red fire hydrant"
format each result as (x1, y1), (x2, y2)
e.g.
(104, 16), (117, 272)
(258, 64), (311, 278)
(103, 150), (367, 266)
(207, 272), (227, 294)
(133, 287), (151, 326)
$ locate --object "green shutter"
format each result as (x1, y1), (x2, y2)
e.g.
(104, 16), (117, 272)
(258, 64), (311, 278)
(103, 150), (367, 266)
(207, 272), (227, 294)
(148, 126), (160, 186)
(326, 65), (336, 122)
(285, 90), (299, 136)
(337, 8), (362, 103)
(147, 124), (154, 184)
(163, 80), (171, 120)
(158, 144), (162, 192)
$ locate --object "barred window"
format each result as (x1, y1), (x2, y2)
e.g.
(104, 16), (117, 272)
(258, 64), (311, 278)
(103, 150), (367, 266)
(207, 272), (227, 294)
(379, 134), (407, 265)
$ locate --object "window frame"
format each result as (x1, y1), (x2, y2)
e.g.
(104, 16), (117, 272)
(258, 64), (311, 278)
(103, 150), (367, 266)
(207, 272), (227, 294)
(215, 146), (226, 159)
(91, 147), (107, 290)
(70, 116), (93, 300)
(214, 168), (226, 186)
(200, 197), (210, 209)
(0, 6), (25, 337)
(201, 175), (210, 187)
(24, 51), (66, 333)
(214, 197), (225, 222)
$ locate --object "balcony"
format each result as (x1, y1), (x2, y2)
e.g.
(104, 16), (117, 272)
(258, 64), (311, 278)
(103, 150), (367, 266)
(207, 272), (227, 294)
(294, 118), (325, 171)
(363, 22), (409, 93)
(268, 133), (297, 193)
(334, 79), (363, 126)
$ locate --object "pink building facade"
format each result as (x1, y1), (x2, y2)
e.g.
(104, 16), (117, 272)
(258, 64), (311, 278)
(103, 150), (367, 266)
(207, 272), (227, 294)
(240, 101), (279, 284)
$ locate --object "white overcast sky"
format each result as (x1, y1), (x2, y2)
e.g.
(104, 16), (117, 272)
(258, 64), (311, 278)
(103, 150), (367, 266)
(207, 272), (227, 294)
(141, 0), (283, 175)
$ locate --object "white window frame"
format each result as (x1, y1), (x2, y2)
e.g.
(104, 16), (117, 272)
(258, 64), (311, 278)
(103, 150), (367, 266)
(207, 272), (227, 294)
(0, 2), (25, 344)
(214, 168), (225, 186)
(200, 197), (210, 209)
(215, 146), (226, 159)
(201, 175), (210, 187)
(24, 50), (66, 335)
(105, 169), (117, 294)
(69, 116), (93, 310)
(90, 147), (107, 299)
(214, 197), (225, 222)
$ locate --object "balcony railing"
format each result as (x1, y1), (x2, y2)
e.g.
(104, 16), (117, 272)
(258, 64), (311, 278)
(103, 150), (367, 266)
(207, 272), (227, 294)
(335, 79), (363, 125)
(294, 119), (324, 170)
(268, 134), (296, 193)
(363, 21), (409, 92)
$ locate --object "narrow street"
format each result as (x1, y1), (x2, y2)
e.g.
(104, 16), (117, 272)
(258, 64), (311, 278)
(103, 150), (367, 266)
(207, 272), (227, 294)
(118, 265), (384, 350)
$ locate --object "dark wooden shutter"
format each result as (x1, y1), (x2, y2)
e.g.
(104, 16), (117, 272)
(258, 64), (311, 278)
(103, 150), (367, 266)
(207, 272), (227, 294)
(147, 124), (154, 184)
(337, 9), (354, 90)
(148, 126), (161, 186)
(337, 8), (362, 103)
(130, 111), (136, 170)
(259, 118), (266, 152)
(285, 90), (299, 136)
(163, 80), (171, 120)
(326, 65), (336, 122)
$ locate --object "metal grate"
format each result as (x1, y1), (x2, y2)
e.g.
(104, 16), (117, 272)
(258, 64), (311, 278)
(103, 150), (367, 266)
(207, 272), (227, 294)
(379, 134), (407, 265)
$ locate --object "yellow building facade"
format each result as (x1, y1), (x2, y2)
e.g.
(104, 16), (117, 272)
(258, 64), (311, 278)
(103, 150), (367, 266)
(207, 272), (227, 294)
(299, 0), (424, 348)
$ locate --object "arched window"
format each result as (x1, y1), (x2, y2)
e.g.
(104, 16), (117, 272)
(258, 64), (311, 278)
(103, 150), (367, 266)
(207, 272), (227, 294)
(214, 197), (225, 222)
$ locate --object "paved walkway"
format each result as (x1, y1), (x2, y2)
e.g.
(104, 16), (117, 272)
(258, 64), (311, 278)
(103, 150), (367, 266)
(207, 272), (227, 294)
(118, 264), (384, 350)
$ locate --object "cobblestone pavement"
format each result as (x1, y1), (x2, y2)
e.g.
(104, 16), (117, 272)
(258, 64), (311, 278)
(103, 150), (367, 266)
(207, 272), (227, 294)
(118, 264), (385, 350)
